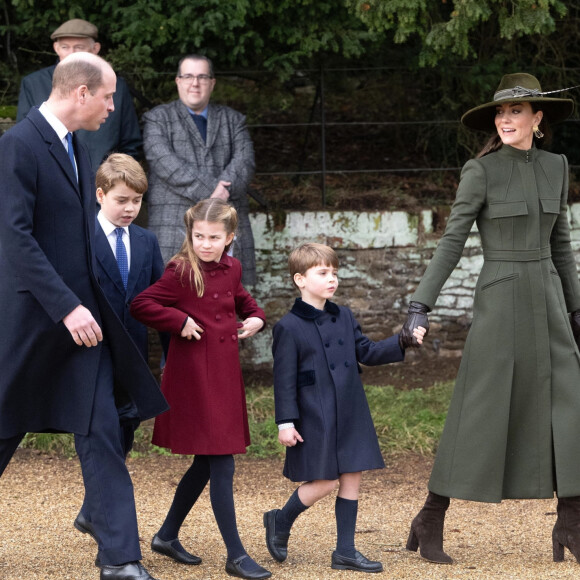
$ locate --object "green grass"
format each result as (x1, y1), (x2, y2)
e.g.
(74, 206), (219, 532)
(19, 382), (453, 459)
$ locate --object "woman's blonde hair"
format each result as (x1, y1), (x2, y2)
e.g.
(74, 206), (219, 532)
(171, 198), (238, 296)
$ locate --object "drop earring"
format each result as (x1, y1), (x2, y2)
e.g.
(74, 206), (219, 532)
(533, 125), (544, 139)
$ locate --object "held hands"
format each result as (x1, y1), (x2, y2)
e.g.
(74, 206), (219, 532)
(210, 181), (231, 200)
(181, 316), (204, 340)
(278, 427), (304, 447)
(571, 310), (580, 349)
(400, 301), (430, 349)
(63, 305), (103, 347)
(238, 316), (264, 339)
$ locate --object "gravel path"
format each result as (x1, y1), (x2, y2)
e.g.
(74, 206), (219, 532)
(1, 451), (579, 579)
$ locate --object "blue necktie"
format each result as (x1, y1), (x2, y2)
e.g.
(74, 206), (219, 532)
(191, 114), (207, 142)
(66, 132), (77, 178)
(115, 228), (129, 289)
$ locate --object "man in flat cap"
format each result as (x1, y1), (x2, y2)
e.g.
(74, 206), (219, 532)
(17, 18), (142, 170)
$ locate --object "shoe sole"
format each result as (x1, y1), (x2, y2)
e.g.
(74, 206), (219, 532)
(263, 511), (287, 563)
(151, 545), (202, 565)
(331, 563), (383, 573)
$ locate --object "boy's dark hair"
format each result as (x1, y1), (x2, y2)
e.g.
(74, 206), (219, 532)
(288, 242), (339, 288)
(96, 153), (148, 195)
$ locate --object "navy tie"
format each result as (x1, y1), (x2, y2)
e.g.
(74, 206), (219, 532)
(115, 228), (129, 289)
(191, 114), (207, 142)
(66, 132), (77, 178)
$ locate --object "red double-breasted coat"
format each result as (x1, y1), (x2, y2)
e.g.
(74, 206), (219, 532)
(130, 255), (265, 455)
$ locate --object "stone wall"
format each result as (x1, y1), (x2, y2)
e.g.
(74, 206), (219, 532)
(241, 205), (580, 369)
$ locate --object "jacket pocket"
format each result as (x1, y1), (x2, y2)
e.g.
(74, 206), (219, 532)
(297, 370), (315, 388)
(481, 273), (519, 291)
(540, 198), (561, 214)
(489, 200), (528, 219)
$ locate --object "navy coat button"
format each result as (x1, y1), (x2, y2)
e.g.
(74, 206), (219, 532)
(331, 317), (336, 322)
(330, 363), (335, 370)
(317, 320), (322, 326)
(344, 361), (350, 367)
(325, 342), (330, 348)
(338, 339), (344, 345)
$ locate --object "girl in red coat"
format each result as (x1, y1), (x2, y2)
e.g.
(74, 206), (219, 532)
(130, 199), (270, 580)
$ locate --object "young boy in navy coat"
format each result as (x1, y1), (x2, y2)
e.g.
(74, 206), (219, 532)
(264, 242), (425, 573)
(74, 153), (166, 541)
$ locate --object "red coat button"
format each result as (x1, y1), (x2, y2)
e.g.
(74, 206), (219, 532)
(213, 293), (219, 299)
(231, 334), (237, 341)
(216, 314), (222, 321)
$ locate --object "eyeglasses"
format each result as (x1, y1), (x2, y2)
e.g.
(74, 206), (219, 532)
(177, 74), (213, 85)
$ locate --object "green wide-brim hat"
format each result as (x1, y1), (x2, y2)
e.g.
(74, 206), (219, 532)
(461, 73), (574, 132)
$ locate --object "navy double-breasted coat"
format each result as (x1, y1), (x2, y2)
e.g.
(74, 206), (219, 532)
(272, 298), (405, 482)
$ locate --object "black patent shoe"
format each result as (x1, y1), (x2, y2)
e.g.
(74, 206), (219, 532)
(74, 512), (99, 543)
(331, 550), (383, 573)
(151, 533), (201, 565)
(263, 509), (290, 562)
(100, 561), (158, 580)
(225, 554), (272, 579)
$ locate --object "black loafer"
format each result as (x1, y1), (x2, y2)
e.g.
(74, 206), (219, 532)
(100, 561), (158, 579)
(151, 533), (201, 565)
(331, 550), (383, 573)
(74, 512), (99, 543)
(263, 509), (290, 562)
(225, 555), (272, 579)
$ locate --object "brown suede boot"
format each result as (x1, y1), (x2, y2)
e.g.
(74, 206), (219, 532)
(406, 491), (453, 564)
(553, 496), (580, 563)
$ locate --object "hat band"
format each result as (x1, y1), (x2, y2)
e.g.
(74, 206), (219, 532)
(494, 84), (580, 102)
(494, 86), (542, 101)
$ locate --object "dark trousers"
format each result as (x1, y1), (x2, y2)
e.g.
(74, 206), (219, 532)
(0, 345), (142, 566)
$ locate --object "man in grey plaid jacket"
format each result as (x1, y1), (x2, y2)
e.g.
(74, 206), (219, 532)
(143, 54), (257, 285)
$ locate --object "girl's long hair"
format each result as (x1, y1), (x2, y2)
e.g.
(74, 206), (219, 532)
(170, 199), (238, 296)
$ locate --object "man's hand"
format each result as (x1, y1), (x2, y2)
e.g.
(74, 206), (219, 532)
(63, 305), (103, 347)
(181, 316), (204, 340)
(210, 180), (231, 200)
(238, 317), (264, 339)
(278, 427), (304, 447)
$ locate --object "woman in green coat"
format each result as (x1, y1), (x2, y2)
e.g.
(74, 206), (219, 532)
(400, 73), (580, 565)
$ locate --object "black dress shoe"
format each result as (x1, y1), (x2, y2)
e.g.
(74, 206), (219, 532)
(151, 533), (201, 565)
(100, 561), (158, 580)
(331, 550), (383, 573)
(263, 509), (290, 562)
(74, 512), (99, 543)
(225, 555), (272, 579)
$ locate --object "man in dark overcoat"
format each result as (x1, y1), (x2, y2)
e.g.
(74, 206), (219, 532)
(0, 52), (167, 580)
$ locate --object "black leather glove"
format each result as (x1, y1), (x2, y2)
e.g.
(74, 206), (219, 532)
(399, 301), (430, 349)
(571, 310), (580, 349)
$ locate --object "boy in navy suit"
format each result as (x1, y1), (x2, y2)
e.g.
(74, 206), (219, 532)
(264, 243), (425, 573)
(74, 153), (166, 542)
